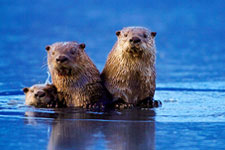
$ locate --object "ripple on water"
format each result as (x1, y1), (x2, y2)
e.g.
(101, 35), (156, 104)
(0, 87), (225, 122)
(0, 94), (157, 122)
(0, 89), (225, 150)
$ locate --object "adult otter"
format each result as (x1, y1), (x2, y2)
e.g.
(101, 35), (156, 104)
(23, 84), (60, 108)
(101, 27), (160, 108)
(46, 41), (111, 109)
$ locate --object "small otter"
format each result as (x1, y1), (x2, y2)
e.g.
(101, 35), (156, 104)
(101, 26), (159, 107)
(23, 84), (60, 108)
(46, 41), (111, 109)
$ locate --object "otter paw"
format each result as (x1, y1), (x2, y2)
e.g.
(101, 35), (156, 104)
(153, 100), (162, 107)
(117, 103), (134, 109)
(113, 101), (134, 110)
(137, 99), (162, 108)
(35, 102), (55, 108)
(85, 102), (106, 112)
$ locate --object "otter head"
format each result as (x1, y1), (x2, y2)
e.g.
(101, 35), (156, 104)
(23, 84), (58, 107)
(46, 41), (86, 76)
(115, 27), (156, 57)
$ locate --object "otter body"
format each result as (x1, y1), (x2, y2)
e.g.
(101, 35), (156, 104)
(101, 27), (157, 105)
(23, 84), (60, 108)
(46, 41), (110, 108)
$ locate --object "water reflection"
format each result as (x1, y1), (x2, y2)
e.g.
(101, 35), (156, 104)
(25, 109), (155, 150)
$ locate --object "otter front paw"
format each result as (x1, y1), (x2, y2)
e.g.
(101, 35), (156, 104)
(152, 100), (162, 107)
(112, 99), (134, 110)
(137, 98), (162, 108)
(84, 102), (106, 112)
(34, 100), (57, 108)
(115, 103), (134, 109)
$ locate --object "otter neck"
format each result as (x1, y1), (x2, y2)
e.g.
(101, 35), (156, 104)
(51, 70), (83, 90)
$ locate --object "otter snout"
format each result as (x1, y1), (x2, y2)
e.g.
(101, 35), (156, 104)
(56, 56), (68, 64)
(34, 91), (46, 98)
(129, 37), (141, 44)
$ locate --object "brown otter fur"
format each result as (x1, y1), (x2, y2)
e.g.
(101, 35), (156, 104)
(101, 27), (157, 106)
(46, 41), (111, 108)
(23, 84), (60, 108)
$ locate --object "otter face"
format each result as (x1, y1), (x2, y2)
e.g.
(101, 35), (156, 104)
(23, 84), (58, 107)
(46, 42), (85, 76)
(116, 27), (156, 57)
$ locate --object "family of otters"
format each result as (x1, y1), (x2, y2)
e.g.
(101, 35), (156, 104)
(23, 26), (161, 111)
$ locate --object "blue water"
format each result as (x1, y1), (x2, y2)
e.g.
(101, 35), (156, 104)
(0, 0), (225, 150)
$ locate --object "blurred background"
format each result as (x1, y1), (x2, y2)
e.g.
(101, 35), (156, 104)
(0, 0), (224, 91)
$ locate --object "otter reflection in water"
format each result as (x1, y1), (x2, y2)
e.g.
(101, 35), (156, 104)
(25, 109), (155, 150)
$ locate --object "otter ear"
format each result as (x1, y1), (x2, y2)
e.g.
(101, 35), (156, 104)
(151, 32), (157, 38)
(79, 43), (86, 49)
(116, 31), (121, 36)
(45, 45), (51, 52)
(23, 87), (29, 93)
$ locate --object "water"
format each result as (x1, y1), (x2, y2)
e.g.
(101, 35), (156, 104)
(0, 0), (225, 149)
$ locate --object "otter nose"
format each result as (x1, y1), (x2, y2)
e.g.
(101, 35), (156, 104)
(129, 37), (141, 43)
(35, 91), (46, 98)
(56, 56), (68, 63)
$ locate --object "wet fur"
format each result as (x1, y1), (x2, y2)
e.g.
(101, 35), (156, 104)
(23, 84), (60, 108)
(47, 41), (111, 107)
(101, 27), (156, 104)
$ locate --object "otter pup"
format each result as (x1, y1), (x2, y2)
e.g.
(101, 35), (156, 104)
(101, 27), (160, 108)
(23, 84), (60, 108)
(46, 41), (111, 109)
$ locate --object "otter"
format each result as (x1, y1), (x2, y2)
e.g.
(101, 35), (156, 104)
(101, 26), (160, 108)
(46, 41), (111, 109)
(23, 84), (61, 108)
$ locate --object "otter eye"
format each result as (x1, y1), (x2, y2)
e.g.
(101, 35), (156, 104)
(143, 33), (147, 38)
(30, 90), (34, 93)
(52, 51), (55, 55)
(124, 34), (128, 37)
